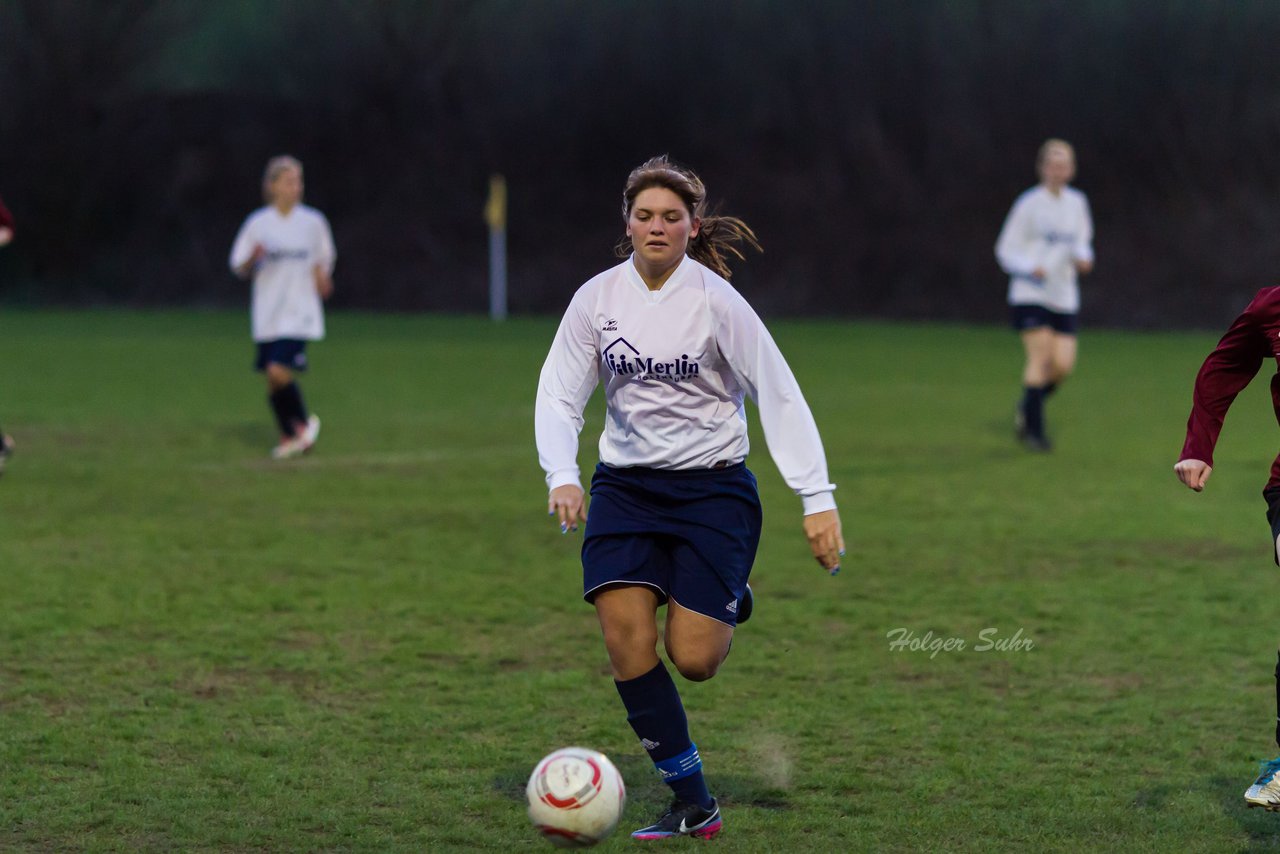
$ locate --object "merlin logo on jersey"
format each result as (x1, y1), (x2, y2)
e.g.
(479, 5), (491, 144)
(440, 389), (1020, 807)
(602, 318), (618, 332)
(603, 337), (700, 382)
(264, 247), (310, 262)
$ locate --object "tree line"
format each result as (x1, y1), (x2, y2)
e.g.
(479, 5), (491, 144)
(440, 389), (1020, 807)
(1, 0), (1277, 327)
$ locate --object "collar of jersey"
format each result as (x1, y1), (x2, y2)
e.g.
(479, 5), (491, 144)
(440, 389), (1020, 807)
(625, 253), (691, 302)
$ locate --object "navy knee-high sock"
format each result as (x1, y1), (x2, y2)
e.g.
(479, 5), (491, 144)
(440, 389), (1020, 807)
(275, 382), (308, 434)
(268, 389), (294, 437)
(615, 662), (714, 809)
(283, 382), (308, 426)
(1273, 652), (1279, 750)
(1021, 385), (1046, 438)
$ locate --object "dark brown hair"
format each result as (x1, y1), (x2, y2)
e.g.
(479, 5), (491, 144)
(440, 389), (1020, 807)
(616, 155), (761, 279)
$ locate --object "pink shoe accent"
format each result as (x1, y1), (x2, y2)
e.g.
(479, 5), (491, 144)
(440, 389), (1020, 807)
(692, 819), (723, 839)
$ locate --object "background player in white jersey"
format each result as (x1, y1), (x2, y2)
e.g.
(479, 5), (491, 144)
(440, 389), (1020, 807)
(535, 156), (844, 841)
(230, 156), (335, 459)
(0, 192), (13, 473)
(995, 139), (1094, 451)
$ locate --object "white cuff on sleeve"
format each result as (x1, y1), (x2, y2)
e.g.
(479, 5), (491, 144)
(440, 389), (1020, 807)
(547, 470), (582, 492)
(801, 491), (837, 515)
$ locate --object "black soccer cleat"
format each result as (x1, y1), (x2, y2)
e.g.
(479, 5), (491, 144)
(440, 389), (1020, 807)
(631, 798), (722, 840)
(736, 584), (753, 625)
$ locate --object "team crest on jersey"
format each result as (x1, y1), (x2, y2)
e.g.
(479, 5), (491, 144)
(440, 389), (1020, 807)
(603, 337), (700, 382)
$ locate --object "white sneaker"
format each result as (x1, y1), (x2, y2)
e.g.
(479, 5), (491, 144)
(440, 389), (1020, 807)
(270, 435), (308, 460)
(301, 415), (320, 450)
(1245, 757), (1280, 810)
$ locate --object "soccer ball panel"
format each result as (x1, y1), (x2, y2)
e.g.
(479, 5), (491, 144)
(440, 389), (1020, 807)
(527, 747), (626, 848)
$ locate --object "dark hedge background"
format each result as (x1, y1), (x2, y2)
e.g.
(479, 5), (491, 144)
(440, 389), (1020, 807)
(2, 0), (1278, 327)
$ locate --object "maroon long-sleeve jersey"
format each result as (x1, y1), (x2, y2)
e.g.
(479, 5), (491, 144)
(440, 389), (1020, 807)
(0, 194), (12, 232)
(1180, 286), (1280, 489)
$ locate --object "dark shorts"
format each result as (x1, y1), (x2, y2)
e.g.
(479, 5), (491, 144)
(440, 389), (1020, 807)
(582, 462), (763, 627)
(1010, 304), (1079, 335)
(1264, 487), (1280, 566)
(254, 339), (309, 373)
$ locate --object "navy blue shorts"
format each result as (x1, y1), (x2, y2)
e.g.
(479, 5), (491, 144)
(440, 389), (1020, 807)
(254, 339), (309, 372)
(582, 462), (762, 627)
(1010, 304), (1078, 335)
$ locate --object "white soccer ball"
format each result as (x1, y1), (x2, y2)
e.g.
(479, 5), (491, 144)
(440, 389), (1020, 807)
(527, 747), (626, 848)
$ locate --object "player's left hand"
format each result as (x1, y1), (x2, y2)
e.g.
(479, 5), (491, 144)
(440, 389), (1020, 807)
(548, 484), (587, 534)
(803, 508), (844, 575)
(314, 267), (334, 300)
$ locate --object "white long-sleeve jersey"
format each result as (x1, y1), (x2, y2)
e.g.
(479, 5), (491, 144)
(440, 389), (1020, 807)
(229, 205), (336, 342)
(535, 255), (837, 515)
(995, 185), (1094, 313)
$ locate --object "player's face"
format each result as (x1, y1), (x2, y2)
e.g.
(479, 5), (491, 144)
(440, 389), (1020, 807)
(271, 167), (304, 209)
(627, 187), (700, 277)
(1039, 147), (1075, 190)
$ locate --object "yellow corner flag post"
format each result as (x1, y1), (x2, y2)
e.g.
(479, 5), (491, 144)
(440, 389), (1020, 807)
(485, 174), (508, 321)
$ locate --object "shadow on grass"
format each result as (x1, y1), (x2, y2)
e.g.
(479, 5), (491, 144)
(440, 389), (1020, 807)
(229, 421), (272, 450)
(1205, 773), (1280, 851)
(491, 762), (791, 811)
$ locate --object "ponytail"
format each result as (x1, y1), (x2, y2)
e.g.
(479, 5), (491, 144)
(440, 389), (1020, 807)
(686, 214), (761, 279)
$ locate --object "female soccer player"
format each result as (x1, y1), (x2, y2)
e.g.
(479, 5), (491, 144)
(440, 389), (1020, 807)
(0, 192), (13, 474)
(229, 156), (335, 459)
(535, 155), (844, 840)
(995, 138), (1094, 451)
(1175, 285), (1280, 811)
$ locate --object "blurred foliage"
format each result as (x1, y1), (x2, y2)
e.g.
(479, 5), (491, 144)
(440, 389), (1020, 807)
(1, 0), (1278, 324)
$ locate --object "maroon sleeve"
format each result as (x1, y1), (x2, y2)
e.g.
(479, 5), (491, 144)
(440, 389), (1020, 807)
(1179, 292), (1272, 466)
(0, 194), (12, 231)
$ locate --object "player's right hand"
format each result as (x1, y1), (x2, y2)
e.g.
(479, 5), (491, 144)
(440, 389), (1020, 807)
(1174, 459), (1212, 492)
(803, 508), (844, 575)
(548, 484), (586, 534)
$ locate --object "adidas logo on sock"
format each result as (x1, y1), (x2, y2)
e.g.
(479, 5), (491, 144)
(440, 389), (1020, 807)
(641, 738), (660, 751)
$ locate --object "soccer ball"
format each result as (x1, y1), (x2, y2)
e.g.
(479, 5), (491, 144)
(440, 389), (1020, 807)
(526, 747), (626, 848)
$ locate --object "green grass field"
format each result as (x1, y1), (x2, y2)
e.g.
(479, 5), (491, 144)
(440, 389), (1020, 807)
(1, 309), (1279, 852)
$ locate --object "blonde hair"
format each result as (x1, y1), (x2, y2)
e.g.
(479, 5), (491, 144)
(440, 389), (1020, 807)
(262, 155), (303, 204)
(616, 155), (761, 279)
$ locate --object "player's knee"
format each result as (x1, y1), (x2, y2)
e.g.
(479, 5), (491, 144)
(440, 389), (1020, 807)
(266, 364), (292, 388)
(599, 617), (657, 659)
(669, 651), (722, 682)
(674, 660), (719, 682)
